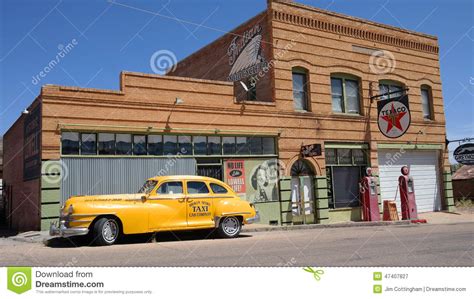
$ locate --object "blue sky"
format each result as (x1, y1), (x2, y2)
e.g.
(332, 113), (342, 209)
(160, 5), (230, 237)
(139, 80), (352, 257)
(1, 0), (473, 159)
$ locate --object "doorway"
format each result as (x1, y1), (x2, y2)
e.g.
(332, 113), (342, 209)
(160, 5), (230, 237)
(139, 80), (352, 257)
(290, 159), (315, 224)
(196, 158), (223, 181)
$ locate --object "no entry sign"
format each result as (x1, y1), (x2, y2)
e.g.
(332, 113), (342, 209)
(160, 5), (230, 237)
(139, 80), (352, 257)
(377, 94), (411, 139)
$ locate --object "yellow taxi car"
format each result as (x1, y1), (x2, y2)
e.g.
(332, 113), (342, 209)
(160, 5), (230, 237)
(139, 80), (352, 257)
(50, 175), (259, 245)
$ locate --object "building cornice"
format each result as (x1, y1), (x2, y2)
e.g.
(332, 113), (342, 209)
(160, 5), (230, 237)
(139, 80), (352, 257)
(271, 6), (439, 54)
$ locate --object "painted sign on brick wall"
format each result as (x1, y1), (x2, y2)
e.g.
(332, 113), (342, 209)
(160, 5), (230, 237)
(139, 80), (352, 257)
(225, 160), (246, 194)
(227, 23), (269, 81)
(23, 105), (41, 181)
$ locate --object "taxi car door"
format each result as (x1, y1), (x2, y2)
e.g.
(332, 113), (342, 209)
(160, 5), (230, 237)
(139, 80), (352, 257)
(185, 180), (214, 228)
(147, 180), (187, 230)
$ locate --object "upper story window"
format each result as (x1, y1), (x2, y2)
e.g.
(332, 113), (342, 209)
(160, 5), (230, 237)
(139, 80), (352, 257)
(61, 133), (277, 157)
(148, 135), (163, 155)
(116, 134), (132, 155)
(379, 80), (404, 100)
(331, 75), (360, 114)
(292, 67), (309, 111)
(420, 85), (433, 120)
(246, 76), (257, 101)
(98, 133), (115, 155)
(133, 135), (147, 156)
(81, 133), (97, 155)
(163, 135), (178, 155)
(61, 132), (79, 155)
(178, 136), (192, 155)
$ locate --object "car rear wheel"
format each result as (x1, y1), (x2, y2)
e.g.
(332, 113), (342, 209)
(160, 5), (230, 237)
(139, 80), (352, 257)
(93, 217), (120, 246)
(217, 216), (241, 238)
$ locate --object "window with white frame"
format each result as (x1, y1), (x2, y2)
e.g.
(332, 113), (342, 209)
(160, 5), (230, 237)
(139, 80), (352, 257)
(420, 85), (433, 120)
(330, 75), (360, 114)
(379, 81), (404, 100)
(292, 67), (309, 111)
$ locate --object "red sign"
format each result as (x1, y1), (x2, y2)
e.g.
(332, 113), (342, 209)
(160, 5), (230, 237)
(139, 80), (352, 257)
(226, 160), (246, 193)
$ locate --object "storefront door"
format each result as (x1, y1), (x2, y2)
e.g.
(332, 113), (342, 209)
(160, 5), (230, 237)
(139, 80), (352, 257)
(290, 159), (315, 224)
(196, 158), (222, 181)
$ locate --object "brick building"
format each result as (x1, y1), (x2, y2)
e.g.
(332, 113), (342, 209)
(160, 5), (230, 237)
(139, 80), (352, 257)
(3, 0), (454, 231)
(452, 165), (474, 201)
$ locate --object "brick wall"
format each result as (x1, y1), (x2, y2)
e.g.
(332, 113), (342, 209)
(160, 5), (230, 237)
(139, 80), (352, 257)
(267, 0), (446, 175)
(3, 100), (41, 231)
(168, 11), (274, 103)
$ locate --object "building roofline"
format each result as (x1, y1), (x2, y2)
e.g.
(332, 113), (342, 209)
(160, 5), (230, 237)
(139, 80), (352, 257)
(3, 96), (41, 139)
(40, 71), (233, 98)
(123, 71), (233, 86)
(166, 10), (268, 74)
(274, 0), (437, 40)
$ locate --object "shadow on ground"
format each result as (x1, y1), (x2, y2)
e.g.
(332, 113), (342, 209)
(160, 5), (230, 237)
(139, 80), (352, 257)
(0, 228), (17, 238)
(45, 229), (251, 248)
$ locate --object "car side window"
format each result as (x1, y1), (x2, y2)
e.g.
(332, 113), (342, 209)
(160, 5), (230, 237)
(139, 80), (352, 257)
(187, 181), (210, 194)
(210, 183), (228, 194)
(156, 181), (183, 195)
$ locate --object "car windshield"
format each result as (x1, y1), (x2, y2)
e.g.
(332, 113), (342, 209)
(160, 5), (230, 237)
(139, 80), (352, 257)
(138, 180), (158, 194)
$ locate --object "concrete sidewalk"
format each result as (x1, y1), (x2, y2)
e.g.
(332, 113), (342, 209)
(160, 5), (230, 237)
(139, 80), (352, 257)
(419, 210), (473, 224)
(242, 210), (474, 232)
(242, 219), (412, 232)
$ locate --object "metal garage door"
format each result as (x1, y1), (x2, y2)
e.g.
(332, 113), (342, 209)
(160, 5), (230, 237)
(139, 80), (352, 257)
(378, 150), (441, 213)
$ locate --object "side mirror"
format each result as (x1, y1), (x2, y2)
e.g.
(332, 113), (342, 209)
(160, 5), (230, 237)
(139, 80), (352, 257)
(141, 195), (148, 202)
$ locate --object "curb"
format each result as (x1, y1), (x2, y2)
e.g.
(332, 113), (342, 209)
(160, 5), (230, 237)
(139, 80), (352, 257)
(242, 220), (413, 232)
(8, 232), (51, 244)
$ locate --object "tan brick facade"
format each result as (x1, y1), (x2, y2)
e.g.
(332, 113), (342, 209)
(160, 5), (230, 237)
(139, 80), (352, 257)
(3, 0), (453, 231)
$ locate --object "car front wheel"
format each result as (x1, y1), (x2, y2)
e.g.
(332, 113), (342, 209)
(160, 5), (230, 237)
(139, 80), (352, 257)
(217, 216), (241, 238)
(93, 217), (120, 246)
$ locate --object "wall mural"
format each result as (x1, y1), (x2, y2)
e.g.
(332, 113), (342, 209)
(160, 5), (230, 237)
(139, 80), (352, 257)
(226, 23), (269, 82)
(23, 104), (41, 181)
(225, 160), (246, 193)
(225, 159), (279, 203)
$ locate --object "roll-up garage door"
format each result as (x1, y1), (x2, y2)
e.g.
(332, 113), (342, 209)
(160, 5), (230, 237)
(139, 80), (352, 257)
(378, 150), (441, 213)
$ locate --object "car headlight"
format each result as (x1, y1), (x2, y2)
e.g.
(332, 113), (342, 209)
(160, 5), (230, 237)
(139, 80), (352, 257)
(61, 204), (73, 217)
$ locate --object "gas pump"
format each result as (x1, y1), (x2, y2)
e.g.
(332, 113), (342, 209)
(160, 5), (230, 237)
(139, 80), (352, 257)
(398, 166), (418, 220)
(359, 167), (380, 221)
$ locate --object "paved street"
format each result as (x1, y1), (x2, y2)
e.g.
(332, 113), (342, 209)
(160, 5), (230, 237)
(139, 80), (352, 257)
(0, 222), (472, 267)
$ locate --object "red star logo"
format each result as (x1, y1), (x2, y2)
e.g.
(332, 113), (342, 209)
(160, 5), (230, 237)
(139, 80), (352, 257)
(381, 103), (407, 133)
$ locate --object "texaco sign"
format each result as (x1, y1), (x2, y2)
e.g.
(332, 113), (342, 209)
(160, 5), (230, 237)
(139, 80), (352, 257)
(377, 94), (411, 138)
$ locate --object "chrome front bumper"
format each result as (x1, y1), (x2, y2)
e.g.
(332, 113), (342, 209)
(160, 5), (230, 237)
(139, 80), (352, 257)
(49, 221), (89, 238)
(246, 211), (260, 224)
